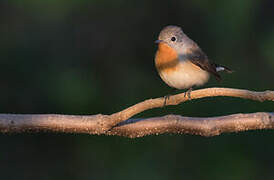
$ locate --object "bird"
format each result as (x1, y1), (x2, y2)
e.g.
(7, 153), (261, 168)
(154, 25), (232, 102)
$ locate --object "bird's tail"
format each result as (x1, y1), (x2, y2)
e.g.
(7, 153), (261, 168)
(214, 63), (233, 73)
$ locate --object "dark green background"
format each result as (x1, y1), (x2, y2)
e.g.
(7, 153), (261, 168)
(0, 0), (274, 179)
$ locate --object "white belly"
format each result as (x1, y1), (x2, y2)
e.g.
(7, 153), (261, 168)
(159, 61), (210, 89)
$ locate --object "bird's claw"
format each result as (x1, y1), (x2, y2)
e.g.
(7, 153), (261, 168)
(184, 88), (193, 100)
(163, 94), (170, 107)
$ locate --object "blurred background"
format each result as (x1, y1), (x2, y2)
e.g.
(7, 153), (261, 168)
(0, 0), (274, 179)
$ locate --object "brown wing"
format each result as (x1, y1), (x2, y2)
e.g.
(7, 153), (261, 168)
(181, 48), (221, 81)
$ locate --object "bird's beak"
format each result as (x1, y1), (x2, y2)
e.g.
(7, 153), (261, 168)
(155, 40), (163, 44)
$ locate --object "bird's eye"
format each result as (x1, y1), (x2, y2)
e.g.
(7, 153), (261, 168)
(171, 37), (176, 41)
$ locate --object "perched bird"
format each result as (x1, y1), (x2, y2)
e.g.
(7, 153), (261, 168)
(154, 25), (232, 100)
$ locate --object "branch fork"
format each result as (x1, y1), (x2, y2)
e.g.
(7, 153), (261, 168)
(0, 87), (273, 138)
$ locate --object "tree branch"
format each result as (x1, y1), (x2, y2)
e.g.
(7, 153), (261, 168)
(108, 87), (274, 129)
(0, 112), (273, 138)
(0, 87), (273, 138)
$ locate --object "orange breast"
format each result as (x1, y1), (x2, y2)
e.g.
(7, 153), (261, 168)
(155, 42), (179, 73)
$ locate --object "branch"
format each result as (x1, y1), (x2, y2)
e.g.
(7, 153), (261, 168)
(0, 112), (273, 138)
(0, 87), (273, 138)
(110, 112), (274, 137)
(108, 87), (274, 128)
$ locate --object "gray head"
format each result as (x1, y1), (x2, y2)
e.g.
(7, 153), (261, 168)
(156, 25), (196, 53)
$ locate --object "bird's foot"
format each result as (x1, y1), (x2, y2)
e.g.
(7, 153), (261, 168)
(163, 94), (171, 107)
(184, 87), (193, 100)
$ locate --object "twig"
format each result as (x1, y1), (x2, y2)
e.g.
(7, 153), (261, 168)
(0, 87), (273, 138)
(108, 87), (274, 129)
